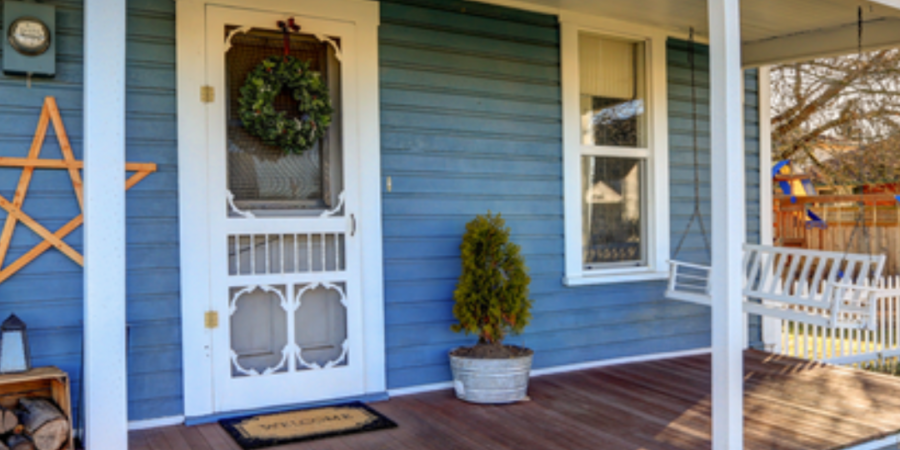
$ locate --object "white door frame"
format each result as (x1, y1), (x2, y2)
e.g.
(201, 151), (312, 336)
(176, 0), (383, 418)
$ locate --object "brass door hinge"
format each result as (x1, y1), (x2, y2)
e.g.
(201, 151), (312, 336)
(205, 311), (219, 329)
(200, 85), (215, 103)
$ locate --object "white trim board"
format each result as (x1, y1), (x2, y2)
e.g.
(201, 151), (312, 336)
(470, 0), (704, 43)
(872, 0), (900, 9)
(757, 66), (781, 352)
(845, 434), (900, 450)
(176, 0), (383, 418)
(477, 0), (900, 67)
(467, 0), (559, 16)
(742, 18), (900, 68)
(758, 67), (773, 251)
(128, 416), (186, 431)
(388, 348), (712, 397)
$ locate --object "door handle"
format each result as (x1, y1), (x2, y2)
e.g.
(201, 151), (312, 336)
(350, 214), (357, 237)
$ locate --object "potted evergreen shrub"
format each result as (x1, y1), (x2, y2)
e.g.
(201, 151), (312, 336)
(449, 212), (533, 404)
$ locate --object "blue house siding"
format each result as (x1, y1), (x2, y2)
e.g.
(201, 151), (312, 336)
(666, 39), (763, 348)
(124, 0), (181, 421)
(380, 1), (765, 390)
(0, 0), (181, 422)
(0, 0), (768, 422)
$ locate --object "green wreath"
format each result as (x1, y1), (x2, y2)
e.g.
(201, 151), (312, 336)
(238, 56), (333, 154)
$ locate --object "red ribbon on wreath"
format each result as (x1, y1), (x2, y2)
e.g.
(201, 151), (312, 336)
(277, 18), (301, 58)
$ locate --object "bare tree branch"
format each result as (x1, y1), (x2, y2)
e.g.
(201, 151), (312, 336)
(772, 49), (900, 187)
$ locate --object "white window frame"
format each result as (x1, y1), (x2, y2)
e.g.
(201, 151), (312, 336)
(561, 13), (671, 286)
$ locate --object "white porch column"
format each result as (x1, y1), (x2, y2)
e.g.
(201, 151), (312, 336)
(83, 0), (128, 447)
(708, 0), (745, 449)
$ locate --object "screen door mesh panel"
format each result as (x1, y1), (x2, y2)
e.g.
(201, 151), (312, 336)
(230, 285), (290, 377)
(295, 283), (348, 370)
(225, 29), (338, 209)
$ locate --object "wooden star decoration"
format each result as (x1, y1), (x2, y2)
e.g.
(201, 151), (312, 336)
(0, 97), (157, 284)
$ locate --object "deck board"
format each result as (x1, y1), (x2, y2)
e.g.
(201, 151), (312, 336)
(132, 351), (900, 450)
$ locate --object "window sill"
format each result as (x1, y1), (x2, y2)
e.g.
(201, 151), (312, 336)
(563, 270), (669, 287)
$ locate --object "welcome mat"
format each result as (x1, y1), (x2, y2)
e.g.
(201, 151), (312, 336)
(219, 402), (398, 449)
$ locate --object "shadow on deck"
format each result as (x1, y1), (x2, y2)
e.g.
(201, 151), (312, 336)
(129, 350), (900, 450)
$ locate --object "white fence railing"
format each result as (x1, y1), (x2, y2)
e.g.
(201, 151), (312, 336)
(778, 276), (900, 365)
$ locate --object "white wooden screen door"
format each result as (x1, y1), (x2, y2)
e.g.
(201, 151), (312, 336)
(205, 5), (365, 413)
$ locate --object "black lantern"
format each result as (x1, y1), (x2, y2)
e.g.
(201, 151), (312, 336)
(0, 314), (30, 373)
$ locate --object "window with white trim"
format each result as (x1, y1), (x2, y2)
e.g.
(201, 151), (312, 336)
(582, 156), (646, 269)
(562, 19), (669, 286)
(580, 33), (647, 270)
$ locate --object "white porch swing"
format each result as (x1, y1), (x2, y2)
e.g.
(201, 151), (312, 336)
(665, 21), (890, 332)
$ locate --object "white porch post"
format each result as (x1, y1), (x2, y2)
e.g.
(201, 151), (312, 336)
(708, 0), (745, 449)
(83, 0), (128, 447)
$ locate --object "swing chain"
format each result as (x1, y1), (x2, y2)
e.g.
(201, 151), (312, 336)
(673, 28), (712, 260)
(843, 6), (876, 263)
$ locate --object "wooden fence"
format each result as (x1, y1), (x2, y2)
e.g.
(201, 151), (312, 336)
(775, 194), (900, 275)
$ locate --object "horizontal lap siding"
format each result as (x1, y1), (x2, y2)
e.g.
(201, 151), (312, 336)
(0, 0), (181, 423)
(667, 39), (762, 348)
(380, 0), (565, 390)
(380, 1), (732, 390)
(125, 0), (181, 421)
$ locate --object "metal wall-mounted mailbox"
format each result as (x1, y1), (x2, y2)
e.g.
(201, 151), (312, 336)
(3, 1), (56, 77)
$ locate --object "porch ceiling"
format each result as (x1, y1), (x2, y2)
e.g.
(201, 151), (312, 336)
(485, 0), (900, 66)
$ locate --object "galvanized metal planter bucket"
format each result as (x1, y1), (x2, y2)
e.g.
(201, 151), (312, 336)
(449, 352), (533, 404)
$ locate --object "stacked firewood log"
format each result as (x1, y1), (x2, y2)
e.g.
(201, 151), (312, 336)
(0, 398), (68, 450)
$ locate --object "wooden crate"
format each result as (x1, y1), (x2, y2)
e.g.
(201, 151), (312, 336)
(0, 367), (72, 450)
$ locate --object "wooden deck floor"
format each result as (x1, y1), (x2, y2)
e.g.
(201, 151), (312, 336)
(130, 350), (900, 450)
